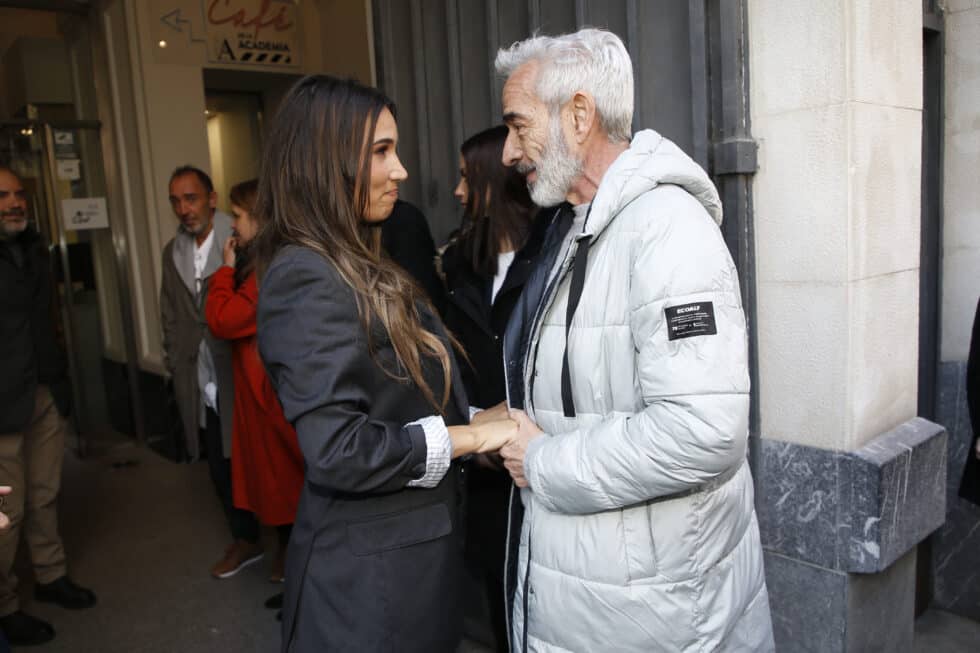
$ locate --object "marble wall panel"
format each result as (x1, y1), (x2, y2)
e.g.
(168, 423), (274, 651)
(758, 419), (946, 573)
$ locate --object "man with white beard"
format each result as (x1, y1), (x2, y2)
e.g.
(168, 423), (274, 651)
(491, 29), (775, 652)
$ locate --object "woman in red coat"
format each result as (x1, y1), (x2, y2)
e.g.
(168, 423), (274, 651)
(205, 179), (303, 601)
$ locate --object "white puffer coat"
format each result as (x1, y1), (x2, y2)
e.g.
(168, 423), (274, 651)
(511, 130), (774, 652)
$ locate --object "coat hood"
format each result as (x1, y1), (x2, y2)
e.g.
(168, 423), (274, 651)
(585, 129), (722, 239)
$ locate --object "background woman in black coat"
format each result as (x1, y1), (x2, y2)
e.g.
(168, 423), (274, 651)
(960, 296), (980, 505)
(438, 125), (550, 651)
(252, 76), (517, 653)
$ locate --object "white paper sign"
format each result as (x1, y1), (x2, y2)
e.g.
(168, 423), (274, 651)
(62, 197), (109, 231)
(56, 159), (81, 181)
(53, 129), (77, 159)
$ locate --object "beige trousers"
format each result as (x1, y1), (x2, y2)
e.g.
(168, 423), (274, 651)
(0, 385), (68, 616)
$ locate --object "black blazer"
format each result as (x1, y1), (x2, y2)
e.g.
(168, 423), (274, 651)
(257, 245), (469, 653)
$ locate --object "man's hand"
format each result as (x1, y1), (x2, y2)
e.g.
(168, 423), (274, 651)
(500, 409), (543, 488)
(471, 400), (509, 426)
(222, 236), (237, 267)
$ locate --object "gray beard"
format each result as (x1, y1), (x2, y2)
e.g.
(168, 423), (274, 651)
(0, 216), (28, 240)
(526, 117), (583, 207)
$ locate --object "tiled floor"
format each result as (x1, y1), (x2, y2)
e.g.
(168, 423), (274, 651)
(8, 437), (494, 652)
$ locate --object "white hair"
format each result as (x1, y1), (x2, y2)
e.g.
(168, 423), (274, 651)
(495, 28), (634, 142)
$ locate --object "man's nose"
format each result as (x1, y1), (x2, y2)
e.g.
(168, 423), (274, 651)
(502, 131), (522, 168)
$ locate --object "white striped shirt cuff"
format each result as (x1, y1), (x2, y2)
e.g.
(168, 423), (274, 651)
(406, 415), (452, 488)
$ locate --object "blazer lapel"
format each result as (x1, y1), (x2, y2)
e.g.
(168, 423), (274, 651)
(171, 232), (196, 295)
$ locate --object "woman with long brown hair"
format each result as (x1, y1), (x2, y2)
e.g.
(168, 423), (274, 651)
(253, 75), (516, 652)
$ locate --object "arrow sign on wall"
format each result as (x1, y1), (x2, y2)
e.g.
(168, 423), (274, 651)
(160, 7), (206, 43)
(161, 8), (190, 32)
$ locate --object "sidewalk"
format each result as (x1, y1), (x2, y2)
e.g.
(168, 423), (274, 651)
(9, 437), (978, 652)
(914, 609), (980, 653)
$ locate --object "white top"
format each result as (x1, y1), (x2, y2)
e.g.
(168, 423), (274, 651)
(193, 228), (215, 295)
(491, 250), (517, 304)
(193, 227), (217, 414)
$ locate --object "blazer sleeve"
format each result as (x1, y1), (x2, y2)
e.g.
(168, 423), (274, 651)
(257, 248), (431, 495)
(205, 266), (257, 340)
(523, 193), (749, 515)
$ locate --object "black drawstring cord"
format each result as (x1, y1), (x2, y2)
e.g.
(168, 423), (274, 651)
(561, 204), (593, 418)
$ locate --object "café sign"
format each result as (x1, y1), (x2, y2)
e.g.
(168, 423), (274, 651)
(206, 0), (300, 67)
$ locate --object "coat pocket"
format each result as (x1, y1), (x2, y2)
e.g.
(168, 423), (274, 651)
(346, 502), (453, 556)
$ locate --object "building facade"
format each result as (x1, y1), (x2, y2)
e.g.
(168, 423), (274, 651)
(1, 0), (977, 649)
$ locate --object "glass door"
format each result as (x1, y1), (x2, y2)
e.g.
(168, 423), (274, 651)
(0, 120), (142, 456)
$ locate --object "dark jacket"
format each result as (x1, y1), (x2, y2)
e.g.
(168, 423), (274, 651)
(381, 200), (444, 310)
(257, 245), (469, 653)
(439, 210), (550, 411)
(0, 227), (67, 433)
(959, 296), (980, 505)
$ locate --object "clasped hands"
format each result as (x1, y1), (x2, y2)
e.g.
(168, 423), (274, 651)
(468, 402), (542, 488)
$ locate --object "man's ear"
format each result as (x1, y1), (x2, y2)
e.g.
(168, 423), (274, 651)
(570, 91), (597, 143)
(208, 191), (218, 210)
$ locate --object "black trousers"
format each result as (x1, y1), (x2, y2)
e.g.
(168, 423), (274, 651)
(202, 407), (259, 543)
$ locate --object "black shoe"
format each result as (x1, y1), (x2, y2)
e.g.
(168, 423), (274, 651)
(35, 576), (97, 609)
(0, 610), (55, 646)
(264, 592), (283, 609)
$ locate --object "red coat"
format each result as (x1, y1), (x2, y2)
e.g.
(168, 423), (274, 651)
(205, 265), (303, 525)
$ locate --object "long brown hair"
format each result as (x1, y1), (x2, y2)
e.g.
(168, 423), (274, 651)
(229, 178), (258, 288)
(252, 75), (453, 411)
(456, 125), (536, 278)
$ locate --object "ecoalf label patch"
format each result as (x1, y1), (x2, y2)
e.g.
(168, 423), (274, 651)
(665, 302), (717, 341)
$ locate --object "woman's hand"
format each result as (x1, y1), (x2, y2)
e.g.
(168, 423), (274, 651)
(449, 418), (517, 458)
(472, 418), (518, 453)
(471, 401), (509, 426)
(222, 236), (237, 267)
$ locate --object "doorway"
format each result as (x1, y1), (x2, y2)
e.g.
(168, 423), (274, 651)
(916, 2), (944, 617)
(202, 68), (300, 207)
(204, 91), (263, 214)
(0, 119), (142, 456)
